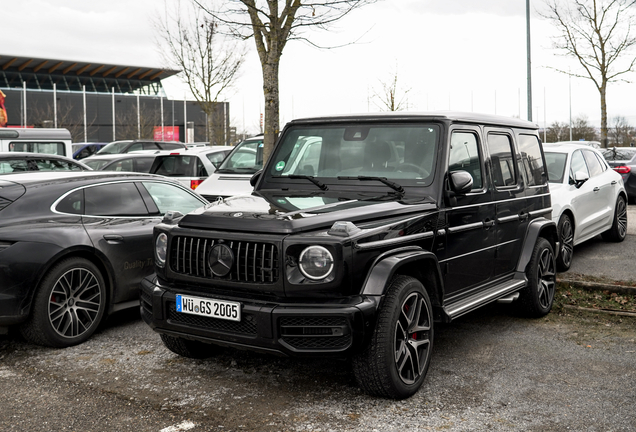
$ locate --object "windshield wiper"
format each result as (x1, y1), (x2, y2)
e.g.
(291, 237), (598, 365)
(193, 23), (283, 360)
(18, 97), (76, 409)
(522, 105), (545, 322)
(284, 175), (329, 191)
(338, 176), (405, 196)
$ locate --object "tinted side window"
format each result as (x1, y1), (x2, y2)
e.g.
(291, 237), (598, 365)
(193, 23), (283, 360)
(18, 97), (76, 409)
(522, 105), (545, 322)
(207, 151), (229, 165)
(196, 158), (208, 176)
(134, 157), (155, 173)
(128, 143), (144, 152)
(56, 189), (83, 214)
(570, 150), (589, 182)
(84, 183), (148, 216)
(8, 142), (65, 155)
(487, 133), (517, 188)
(160, 143), (186, 150)
(517, 134), (546, 186)
(103, 158), (134, 172)
(583, 150), (603, 177)
(449, 131), (483, 189)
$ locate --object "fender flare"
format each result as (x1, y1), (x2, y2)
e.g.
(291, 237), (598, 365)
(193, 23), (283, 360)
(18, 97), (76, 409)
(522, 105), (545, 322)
(360, 247), (444, 305)
(516, 217), (558, 273)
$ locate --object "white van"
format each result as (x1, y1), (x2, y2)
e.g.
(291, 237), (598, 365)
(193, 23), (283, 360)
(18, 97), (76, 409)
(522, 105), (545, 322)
(195, 135), (263, 201)
(0, 128), (73, 158)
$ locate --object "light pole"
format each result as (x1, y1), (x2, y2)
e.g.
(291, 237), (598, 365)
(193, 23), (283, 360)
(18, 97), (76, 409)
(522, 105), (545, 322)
(527, 0), (533, 122)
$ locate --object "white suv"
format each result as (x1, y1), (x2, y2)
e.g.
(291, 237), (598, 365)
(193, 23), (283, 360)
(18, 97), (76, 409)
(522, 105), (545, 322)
(194, 135), (263, 201)
(149, 146), (233, 190)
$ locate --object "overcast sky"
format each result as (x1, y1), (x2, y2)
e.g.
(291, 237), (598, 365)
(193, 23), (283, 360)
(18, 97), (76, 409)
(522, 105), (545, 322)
(6, 0), (636, 135)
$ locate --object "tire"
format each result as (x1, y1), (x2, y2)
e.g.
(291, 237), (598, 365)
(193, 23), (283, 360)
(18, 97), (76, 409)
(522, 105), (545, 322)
(160, 333), (219, 359)
(352, 275), (434, 399)
(518, 238), (556, 318)
(602, 195), (628, 242)
(556, 214), (574, 272)
(20, 257), (107, 348)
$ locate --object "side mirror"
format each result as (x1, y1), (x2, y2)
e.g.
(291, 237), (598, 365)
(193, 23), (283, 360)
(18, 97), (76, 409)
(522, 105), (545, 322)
(574, 170), (589, 188)
(250, 169), (263, 187)
(449, 170), (474, 195)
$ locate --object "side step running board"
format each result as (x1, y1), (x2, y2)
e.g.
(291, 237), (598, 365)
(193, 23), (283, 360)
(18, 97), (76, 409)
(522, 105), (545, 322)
(443, 279), (525, 320)
(496, 292), (520, 304)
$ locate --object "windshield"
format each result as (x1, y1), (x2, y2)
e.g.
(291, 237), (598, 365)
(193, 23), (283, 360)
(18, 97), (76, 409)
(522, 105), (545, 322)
(215, 138), (263, 174)
(544, 152), (567, 183)
(601, 147), (636, 162)
(265, 124), (439, 187)
(0, 157), (85, 173)
(83, 159), (110, 170)
(96, 141), (132, 155)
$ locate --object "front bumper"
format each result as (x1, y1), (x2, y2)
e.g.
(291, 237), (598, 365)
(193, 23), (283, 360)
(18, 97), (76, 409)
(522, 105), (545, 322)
(140, 275), (379, 357)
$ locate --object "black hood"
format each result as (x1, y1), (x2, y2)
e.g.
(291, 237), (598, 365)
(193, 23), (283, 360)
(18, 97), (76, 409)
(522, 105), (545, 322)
(179, 191), (436, 234)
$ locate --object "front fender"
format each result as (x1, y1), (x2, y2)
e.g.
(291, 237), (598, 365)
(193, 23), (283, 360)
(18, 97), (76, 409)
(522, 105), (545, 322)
(360, 247), (444, 306)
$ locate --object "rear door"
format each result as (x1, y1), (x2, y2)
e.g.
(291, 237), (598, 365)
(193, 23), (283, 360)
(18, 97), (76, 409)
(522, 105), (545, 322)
(487, 129), (524, 277)
(578, 149), (615, 237)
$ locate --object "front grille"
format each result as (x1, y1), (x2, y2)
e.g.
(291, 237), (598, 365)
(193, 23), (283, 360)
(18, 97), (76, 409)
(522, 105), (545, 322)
(201, 195), (227, 202)
(167, 302), (257, 335)
(279, 316), (352, 351)
(170, 236), (279, 283)
(282, 336), (352, 350)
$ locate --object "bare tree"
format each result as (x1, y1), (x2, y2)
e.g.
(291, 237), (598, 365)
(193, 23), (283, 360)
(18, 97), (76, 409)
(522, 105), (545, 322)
(542, 0), (636, 148)
(29, 101), (95, 142)
(609, 115), (636, 145)
(571, 114), (600, 141)
(115, 102), (162, 141)
(156, 0), (245, 145)
(373, 64), (411, 112)
(545, 120), (570, 142)
(197, 0), (377, 162)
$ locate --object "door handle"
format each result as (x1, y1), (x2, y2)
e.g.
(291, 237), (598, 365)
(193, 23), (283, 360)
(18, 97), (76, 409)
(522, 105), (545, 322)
(103, 234), (124, 243)
(611, 180), (617, 185)
(519, 212), (529, 221)
(484, 219), (495, 228)
(593, 187), (600, 192)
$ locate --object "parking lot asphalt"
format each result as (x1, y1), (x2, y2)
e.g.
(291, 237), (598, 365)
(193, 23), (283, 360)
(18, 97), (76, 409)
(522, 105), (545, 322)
(1, 207), (635, 431)
(560, 204), (636, 288)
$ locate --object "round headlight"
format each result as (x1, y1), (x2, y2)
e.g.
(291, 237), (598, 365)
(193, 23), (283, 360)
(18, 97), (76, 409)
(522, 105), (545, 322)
(298, 246), (334, 280)
(155, 233), (168, 267)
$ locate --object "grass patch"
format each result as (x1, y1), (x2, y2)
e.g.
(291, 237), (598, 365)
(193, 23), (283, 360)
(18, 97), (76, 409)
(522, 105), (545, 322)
(554, 282), (636, 313)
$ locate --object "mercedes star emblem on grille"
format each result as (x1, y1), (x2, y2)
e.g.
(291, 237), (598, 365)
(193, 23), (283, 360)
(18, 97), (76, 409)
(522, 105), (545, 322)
(208, 244), (234, 277)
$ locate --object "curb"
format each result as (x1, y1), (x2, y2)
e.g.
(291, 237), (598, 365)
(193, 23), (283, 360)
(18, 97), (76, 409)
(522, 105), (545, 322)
(557, 277), (636, 296)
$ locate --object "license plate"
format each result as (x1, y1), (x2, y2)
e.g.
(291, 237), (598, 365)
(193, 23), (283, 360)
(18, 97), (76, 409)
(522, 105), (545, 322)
(176, 294), (241, 322)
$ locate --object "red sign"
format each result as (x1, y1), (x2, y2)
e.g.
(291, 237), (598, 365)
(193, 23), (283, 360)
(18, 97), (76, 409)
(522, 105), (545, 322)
(154, 126), (180, 142)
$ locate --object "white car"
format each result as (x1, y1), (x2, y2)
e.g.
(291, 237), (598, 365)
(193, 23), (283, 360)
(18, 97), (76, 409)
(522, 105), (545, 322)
(544, 142), (627, 271)
(149, 146), (233, 190)
(195, 135), (263, 201)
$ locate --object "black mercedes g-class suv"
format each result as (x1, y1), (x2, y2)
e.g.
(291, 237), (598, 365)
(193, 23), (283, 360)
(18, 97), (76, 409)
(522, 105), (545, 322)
(141, 112), (558, 399)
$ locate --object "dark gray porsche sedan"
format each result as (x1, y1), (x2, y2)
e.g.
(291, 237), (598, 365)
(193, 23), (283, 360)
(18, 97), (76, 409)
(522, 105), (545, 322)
(0, 171), (208, 347)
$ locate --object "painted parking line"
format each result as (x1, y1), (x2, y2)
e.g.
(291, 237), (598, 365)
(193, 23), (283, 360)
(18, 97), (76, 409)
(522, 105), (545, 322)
(159, 420), (196, 432)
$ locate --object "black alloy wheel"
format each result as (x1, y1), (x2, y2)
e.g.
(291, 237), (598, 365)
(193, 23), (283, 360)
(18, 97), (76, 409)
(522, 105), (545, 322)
(394, 291), (432, 385)
(352, 275), (434, 399)
(602, 195), (628, 242)
(556, 214), (574, 272)
(518, 238), (556, 317)
(20, 258), (106, 347)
